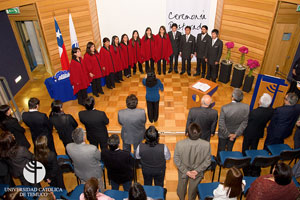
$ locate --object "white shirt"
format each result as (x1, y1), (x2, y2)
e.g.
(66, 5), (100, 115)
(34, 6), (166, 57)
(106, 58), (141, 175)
(213, 181), (245, 200)
(186, 34), (190, 42)
(201, 33), (207, 41)
(172, 31), (176, 39)
(212, 37), (218, 46)
(29, 109), (38, 112)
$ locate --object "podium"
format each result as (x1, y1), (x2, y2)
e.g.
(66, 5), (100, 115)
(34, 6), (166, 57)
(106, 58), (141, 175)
(187, 79), (218, 109)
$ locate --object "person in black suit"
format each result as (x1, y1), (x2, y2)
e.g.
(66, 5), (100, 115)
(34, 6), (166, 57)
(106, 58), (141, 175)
(34, 135), (65, 189)
(179, 26), (196, 76)
(22, 97), (56, 154)
(79, 96), (109, 150)
(168, 23), (181, 73)
(264, 93), (300, 149)
(194, 25), (211, 77)
(49, 100), (78, 148)
(101, 134), (134, 191)
(242, 93), (274, 154)
(288, 57), (300, 98)
(185, 95), (218, 142)
(0, 105), (30, 149)
(205, 29), (223, 82)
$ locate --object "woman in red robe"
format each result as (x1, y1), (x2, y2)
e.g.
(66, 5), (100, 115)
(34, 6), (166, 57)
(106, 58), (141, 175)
(69, 48), (90, 105)
(120, 34), (133, 78)
(141, 27), (156, 73)
(129, 30), (143, 74)
(155, 26), (173, 75)
(84, 42), (105, 97)
(99, 37), (115, 89)
(110, 35), (124, 82)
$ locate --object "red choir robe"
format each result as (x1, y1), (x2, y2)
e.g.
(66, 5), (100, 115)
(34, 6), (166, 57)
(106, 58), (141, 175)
(110, 45), (124, 72)
(69, 58), (90, 95)
(83, 52), (105, 80)
(120, 42), (133, 69)
(99, 46), (115, 75)
(141, 35), (156, 62)
(129, 39), (143, 64)
(154, 34), (173, 63)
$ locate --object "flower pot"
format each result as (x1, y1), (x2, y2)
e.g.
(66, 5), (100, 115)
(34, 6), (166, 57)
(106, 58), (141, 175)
(242, 75), (255, 93)
(219, 60), (233, 84)
(230, 64), (246, 88)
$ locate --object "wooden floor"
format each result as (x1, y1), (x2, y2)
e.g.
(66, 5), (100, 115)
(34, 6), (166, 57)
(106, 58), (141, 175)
(13, 65), (296, 199)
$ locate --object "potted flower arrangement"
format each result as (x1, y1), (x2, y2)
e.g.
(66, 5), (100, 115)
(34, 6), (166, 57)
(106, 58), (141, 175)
(230, 46), (249, 88)
(242, 59), (260, 92)
(219, 42), (234, 83)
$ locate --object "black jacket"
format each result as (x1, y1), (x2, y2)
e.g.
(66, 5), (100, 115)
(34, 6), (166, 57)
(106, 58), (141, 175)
(195, 33), (211, 59)
(179, 34), (196, 59)
(168, 31), (181, 55)
(205, 38), (223, 65)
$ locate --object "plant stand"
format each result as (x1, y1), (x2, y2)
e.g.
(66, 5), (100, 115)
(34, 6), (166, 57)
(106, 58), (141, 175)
(242, 75), (255, 92)
(230, 64), (246, 88)
(218, 60), (233, 84)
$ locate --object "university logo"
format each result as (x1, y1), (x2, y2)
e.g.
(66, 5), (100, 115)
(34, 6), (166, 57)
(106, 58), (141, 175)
(23, 161), (46, 184)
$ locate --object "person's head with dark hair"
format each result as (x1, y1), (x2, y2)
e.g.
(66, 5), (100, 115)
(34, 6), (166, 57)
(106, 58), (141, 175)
(284, 93), (298, 106)
(187, 123), (201, 140)
(185, 26), (191, 35)
(223, 167), (243, 198)
(50, 100), (63, 116)
(111, 35), (120, 52)
(145, 126), (159, 147)
(211, 29), (219, 39)
(128, 182), (147, 200)
(34, 135), (50, 164)
(158, 26), (167, 39)
(145, 72), (157, 88)
(83, 177), (99, 200)
(107, 134), (120, 151)
(171, 23), (178, 31)
(121, 34), (129, 45)
(28, 97), (40, 110)
(144, 27), (154, 41)
(71, 47), (81, 60)
(273, 162), (293, 185)
(0, 105), (12, 124)
(126, 94), (138, 109)
(103, 37), (110, 49)
(131, 30), (141, 47)
(72, 128), (85, 144)
(232, 88), (244, 102)
(86, 42), (97, 55)
(84, 96), (95, 110)
(0, 131), (17, 158)
(201, 25), (208, 34)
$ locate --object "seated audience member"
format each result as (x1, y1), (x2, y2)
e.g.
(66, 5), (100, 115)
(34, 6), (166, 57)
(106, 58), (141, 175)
(264, 93), (300, 149)
(185, 95), (218, 141)
(218, 89), (249, 154)
(34, 135), (65, 189)
(118, 94), (146, 153)
(242, 93), (273, 154)
(79, 96), (109, 150)
(80, 177), (113, 200)
(49, 100), (78, 148)
(136, 126), (170, 187)
(101, 134), (134, 191)
(213, 167), (245, 200)
(294, 116), (300, 149)
(66, 128), (104, 192)
(0, 131), (34, 185)
(0, 105), (30, 149)
(126, 182), (154, 200)
(247, 162), (300, 200)
(174, 123), (211, 200)
(3, 190), (27, 200)
(22, 97), (56, 154)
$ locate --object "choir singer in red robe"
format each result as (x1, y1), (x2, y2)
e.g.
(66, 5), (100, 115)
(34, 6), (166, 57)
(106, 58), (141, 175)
(142, 27), (156, 73)
(120, 34), (133, 78)
(110, 35), (124, 83)
(130, 30), (143, 75)
(99, 38), (115, 89)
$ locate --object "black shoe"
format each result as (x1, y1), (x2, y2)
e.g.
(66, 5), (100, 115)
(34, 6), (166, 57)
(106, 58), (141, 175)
(107, 86), (112, 89)
(168, 69), (172, 73)
(94, 93), (99, 97)
(133, 71), (136, 75)
(163, 72), (166, 75)
(158, 72), (161, 75)
(180, 71), (185, 75)
(140, 71), (144, 74)
(206, 76), (210, 80)
(99, 91), (104, 94)
(201, 74), (205, 78)
(112, 85), (115, 88)
(193, 73), (200, 76)
(115, 80), (121, 83)
(175, 70), (179, 73)
(120, 79), (124, 81)
(187, 72), (191, 76)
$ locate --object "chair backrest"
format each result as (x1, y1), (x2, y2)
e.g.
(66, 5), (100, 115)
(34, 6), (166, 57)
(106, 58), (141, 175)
(57, 155), (74, 173)
(69, 184), (84, 199)
(104, 190), (129, 200)
(143, 185), (165, 200)
(252, 155), (280, 168)
(280, 149), (300, 161)
(223, 157), (251, 169)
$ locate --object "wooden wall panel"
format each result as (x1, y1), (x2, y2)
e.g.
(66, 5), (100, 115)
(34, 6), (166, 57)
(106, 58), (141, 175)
(214, 0), (224, 30)
(88, 0), (101, 49)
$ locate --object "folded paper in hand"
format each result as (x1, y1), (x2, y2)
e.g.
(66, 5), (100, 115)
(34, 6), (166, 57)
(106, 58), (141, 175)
(192, 82), (211, 92)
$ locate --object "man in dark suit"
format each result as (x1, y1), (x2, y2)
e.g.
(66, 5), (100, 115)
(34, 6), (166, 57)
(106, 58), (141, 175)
(179, 26), (196, 76)
(22, 97), (56, 153)
(186, 95), (218, 141)
(168, 23), (181, 73)
(194, 25), (211, 77)
(205, 29), (223, 82)
(79, 96), (109, 150)
(242, 93), (274, 154)
(264, 93), (300, 149)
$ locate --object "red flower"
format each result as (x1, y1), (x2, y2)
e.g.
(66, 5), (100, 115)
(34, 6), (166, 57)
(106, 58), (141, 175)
(247, 59), (260, 69)
(225, 42), (234, 49)
(239, 46), (248, 54)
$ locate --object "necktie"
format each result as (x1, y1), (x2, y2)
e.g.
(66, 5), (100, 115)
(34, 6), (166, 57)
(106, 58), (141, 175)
(186, 35), (188, 42)
(173, 32), (176, 40)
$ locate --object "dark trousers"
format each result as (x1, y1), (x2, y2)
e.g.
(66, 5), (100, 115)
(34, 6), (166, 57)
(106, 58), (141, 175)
(182, 58), (191, 73)
(133, 62), (143, 73)
(106, 73), (115, 89)
(49, 171), (66, 189)
(77, 88), (87, 105)
(146, 101), (159, 123)
(157, 59), (167, 74)
(117, 71), (123, 81)
(207, 63), (220, 82)
(124, 65), (131, 77)
(91, 78), (103, 95)
(242, 137), (260, 155)
(114, 72), (121, 82)
(145, 59), (155, 73)
(88, 136), (108, 150)
(169, 54), (178, 72)
(217, 137), (236, 157)
(294, 128), (300, 149)
(142, 168), (165, 187)
(123, 143), (139, 154)
(263, 134), (284, 150)
(111, 180), (132, 192)
(196, 58), (206, 76)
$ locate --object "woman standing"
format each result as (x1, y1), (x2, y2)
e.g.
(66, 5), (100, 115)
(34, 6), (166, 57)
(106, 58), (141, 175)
(84, 42), (105, 97)
(142, 72), (164, 123)
(155, 26), (173, 75)
(120, 34), (133, 78)
(110, 36), (124, 82)
(0, 105), (30, 149)
(99, 38), (115, 89)
(34, 135), (65, 189)
(130, 30), (143, 75)
(69, 48), (90, 105)
(142, 27), (156, 73)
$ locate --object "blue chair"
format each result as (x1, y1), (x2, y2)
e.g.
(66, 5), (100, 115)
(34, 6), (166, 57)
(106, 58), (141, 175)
(197, 182), (219, 200)
(267, 144), (300, 165)
(0, 184), (9, 196)
(61, 184), (84, 200)
(104, 190), (129, 200)
(293, 176), (300, 187)
(143, 185), (165, 200)
(243, 176), (257, 194)
(210, 156), (217, 182)
(14, 185), (36, 200)
(218, 151), (251, 181)
(44, 187), (68, 199)
(100, 160), (107, 189)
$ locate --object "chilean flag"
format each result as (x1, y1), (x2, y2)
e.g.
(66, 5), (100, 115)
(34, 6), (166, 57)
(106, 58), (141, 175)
(54, 17), (70, 70)
(69, 13), (79, 48)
